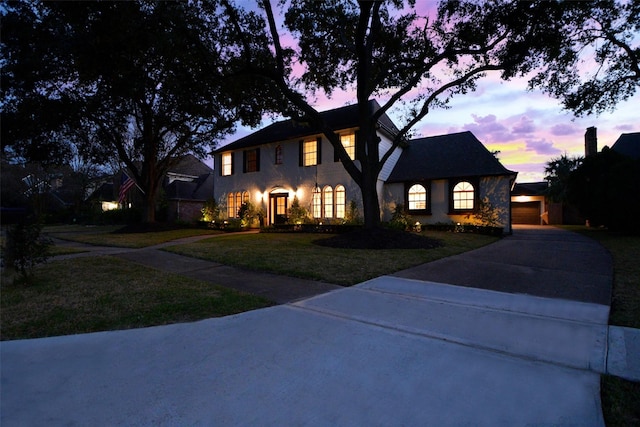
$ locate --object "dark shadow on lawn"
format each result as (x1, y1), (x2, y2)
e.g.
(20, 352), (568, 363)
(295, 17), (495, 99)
(313, 228), (442, 250)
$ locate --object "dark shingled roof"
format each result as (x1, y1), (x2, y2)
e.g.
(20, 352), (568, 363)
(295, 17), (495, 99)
(164, 173), (213, 201)
(387, 131), (516, 182)
(213, 100), (399, 153)
(512, 182), (548, 196)
(611, 132), (640, 159)
(170, 154), (213, 176)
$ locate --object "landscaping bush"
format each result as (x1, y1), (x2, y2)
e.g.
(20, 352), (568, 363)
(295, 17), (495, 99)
(3, 219), (53, 284)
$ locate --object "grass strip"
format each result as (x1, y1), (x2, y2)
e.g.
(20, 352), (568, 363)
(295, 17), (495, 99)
(1, 256), (273, 340)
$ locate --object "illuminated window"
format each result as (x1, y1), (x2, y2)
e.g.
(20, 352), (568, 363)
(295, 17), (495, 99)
(312, 190), (322, 218)
(303, 140), (317, 166)
(235, 192), (242, 217)
(323, 186), (333, 218)
(227, 193), (235, 218)
(275, 145), (283, 165)
(453, 181), (475, 210)
(408, 184), (427, 210)
(340, 133), (355, 160)
(335, 185), (346, 218)
(243, 149), (259, 173)
(242, 191), (249, 204)
(221, 152), (233, 176)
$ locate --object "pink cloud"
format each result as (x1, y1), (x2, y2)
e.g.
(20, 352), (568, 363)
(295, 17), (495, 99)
(550, 123), (578, 136)
(524, 138), (561, 155)
(512, 116), (536, 134)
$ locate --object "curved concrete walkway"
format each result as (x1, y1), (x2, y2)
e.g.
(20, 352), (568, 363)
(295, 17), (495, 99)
(1, 226), (637, 426)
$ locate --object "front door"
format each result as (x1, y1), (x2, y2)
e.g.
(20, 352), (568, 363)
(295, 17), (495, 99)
(270, 194), (288, 225)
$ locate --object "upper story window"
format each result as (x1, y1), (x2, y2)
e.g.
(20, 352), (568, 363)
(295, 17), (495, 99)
(221, 152), (233, 176)
(243, 148), (260, 173)
(300, 137), (321, 167)
(408, 184), (427, 211)
(452, 181), (475, 210)
(340, 133), (356, 161)
(275, 145), (283, 165)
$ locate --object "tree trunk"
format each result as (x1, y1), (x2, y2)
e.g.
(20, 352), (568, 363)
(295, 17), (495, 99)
(361, 174), (381, 229)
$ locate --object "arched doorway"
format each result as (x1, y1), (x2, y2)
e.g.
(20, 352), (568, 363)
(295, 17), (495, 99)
(269, 189), (289, 225)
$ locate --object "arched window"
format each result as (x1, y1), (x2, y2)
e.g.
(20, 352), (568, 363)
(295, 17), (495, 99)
(242, 191), (249, 204)
(227, 193), (235, 218)
(323, 186), (333, 218)
(408, 184), (427, 210)
(453, 181), (475, 210)
(335, 185), (346, 219)
(312, 190), (322, 218)
(235, 192), (242, 217)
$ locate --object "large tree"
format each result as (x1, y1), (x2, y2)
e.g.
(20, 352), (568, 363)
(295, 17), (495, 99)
(1, 1), (267, 222)
(222, 0), (578, 228)
(528, 0), (640, 116)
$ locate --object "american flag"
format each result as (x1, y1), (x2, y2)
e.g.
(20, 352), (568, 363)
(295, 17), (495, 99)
(118, 173), (135, 204)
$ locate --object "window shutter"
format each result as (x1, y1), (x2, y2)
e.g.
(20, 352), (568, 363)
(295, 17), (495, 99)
(218, 155), (222, 176)
(354, 132), (359, 161)
(316, 137), (322, 165)
(230, 152), (235, 175)
(255, 148), (260, 172)
(242, 151), (247, 173)
(334, 136), (339, 162)
(299, 140), (303, 166)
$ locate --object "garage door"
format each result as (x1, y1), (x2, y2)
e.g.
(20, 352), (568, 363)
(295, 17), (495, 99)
(512, 202), (541, 224)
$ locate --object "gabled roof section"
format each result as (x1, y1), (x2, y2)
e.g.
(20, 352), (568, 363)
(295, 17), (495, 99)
(387, 131), (516, 182)
(169, 154), (213, 176)
(611, 132), (640, 159)
(164, 173), (213, 201)
(512, 182), (548, 196)
(213, 100), (400, 153)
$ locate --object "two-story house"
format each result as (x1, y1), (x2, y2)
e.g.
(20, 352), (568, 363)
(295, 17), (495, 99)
(213, 101), (516, 233)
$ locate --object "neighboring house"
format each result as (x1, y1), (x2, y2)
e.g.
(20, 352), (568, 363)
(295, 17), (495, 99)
(611, 132), (640, 159)
(213, 101), (516, 233)
(88, 154), (213, 222)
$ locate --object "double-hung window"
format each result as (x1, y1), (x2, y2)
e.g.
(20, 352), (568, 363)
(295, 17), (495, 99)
(300, 138), (321, 166)
(221, 152), (233, 176)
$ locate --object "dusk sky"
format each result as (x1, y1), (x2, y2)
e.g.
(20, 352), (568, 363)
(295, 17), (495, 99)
(220, 76), (639, 184)
(217, 2), (639, 184)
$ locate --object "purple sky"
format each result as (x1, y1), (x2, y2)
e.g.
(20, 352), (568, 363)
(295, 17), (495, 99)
(215, 2), (639, 183)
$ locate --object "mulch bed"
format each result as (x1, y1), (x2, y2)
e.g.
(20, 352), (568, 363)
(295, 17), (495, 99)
(313, 227), (442, 250)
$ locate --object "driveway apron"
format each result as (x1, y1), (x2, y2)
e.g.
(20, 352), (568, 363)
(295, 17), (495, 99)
(0, 226), (618, 426)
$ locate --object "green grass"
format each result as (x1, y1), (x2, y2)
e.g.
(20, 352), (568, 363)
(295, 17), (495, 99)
(45, 224), (223, 248)
(164, 231), (499, 285)
(601, 375), (640, 426)
(562, 226), (640, 329)
(1, 256), (273, 340)
(561, 226), (640, 427)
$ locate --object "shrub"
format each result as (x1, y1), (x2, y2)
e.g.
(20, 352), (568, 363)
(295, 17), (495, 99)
(344, 200), (363, 225)
(201, 198), (222, 223)
(287, 196), (309, 224)
(3, 219), (53, 284)
(387, 203), (412, 231)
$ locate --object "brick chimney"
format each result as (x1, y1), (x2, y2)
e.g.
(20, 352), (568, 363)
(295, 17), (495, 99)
(585, 127), (597, 157)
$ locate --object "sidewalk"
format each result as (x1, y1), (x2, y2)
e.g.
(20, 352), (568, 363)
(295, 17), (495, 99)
(1, 226), (638, 425)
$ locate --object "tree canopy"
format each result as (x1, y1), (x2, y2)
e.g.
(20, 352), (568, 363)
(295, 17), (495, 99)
(1, 1), (272, 221)
(528, 0), (640, 116)
(223, 0), (594, 228)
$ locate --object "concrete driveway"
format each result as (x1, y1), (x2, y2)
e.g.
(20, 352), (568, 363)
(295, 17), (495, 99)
(0, 226), (623, 426)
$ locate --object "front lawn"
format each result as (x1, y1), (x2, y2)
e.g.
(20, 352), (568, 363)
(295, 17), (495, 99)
(1, 256), (273, 340)
(164, 231), (499, 285)
(44, 224), (223, 248)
